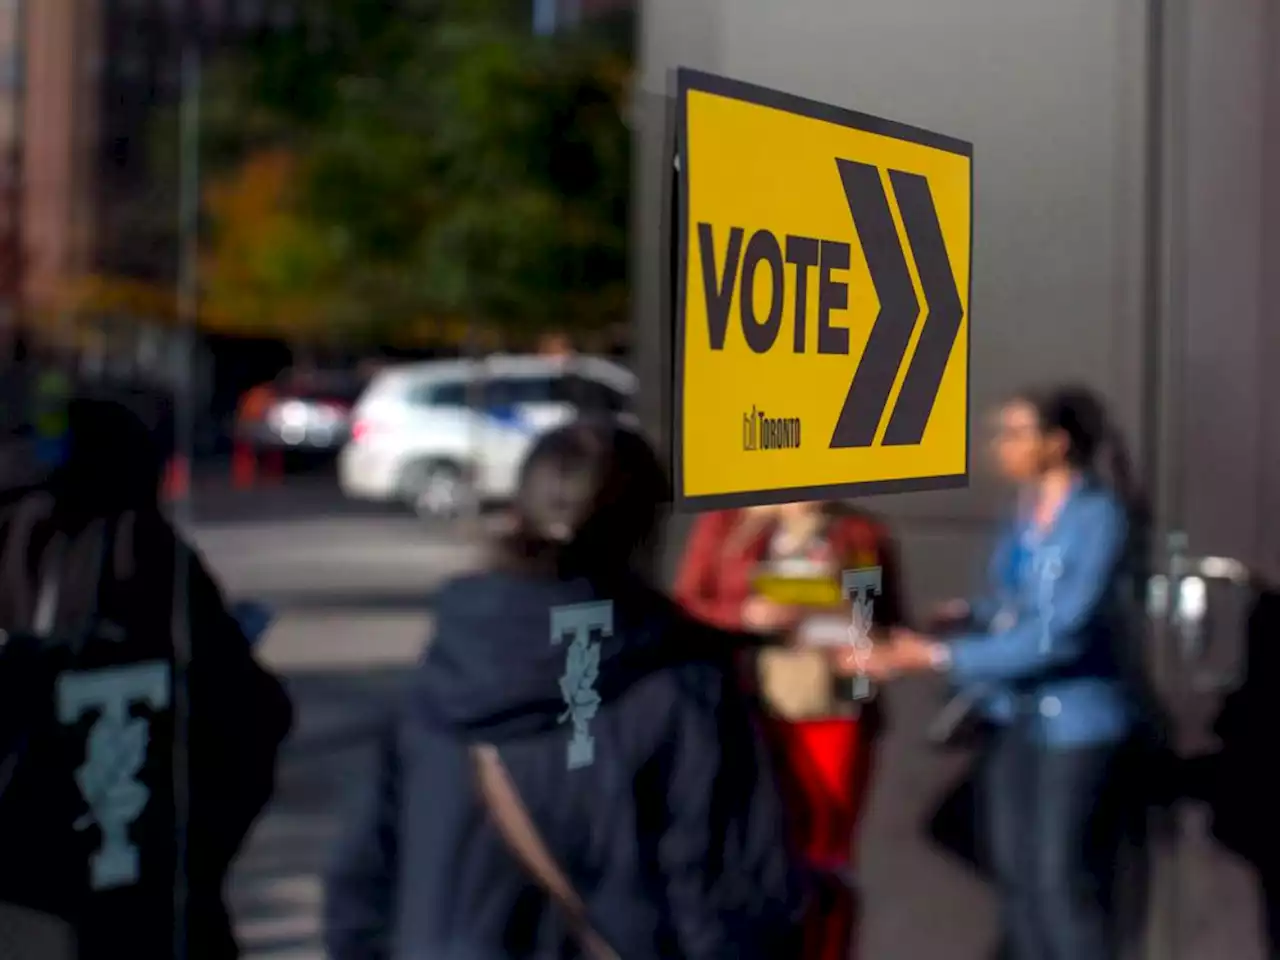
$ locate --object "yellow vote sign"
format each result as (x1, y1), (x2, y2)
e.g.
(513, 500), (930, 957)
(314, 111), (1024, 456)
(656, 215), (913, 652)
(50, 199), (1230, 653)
(673, 70), (973, 510)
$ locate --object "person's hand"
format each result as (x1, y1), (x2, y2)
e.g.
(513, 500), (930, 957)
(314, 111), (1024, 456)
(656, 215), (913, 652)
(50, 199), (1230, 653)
(833, 629), (942, 679)
(927, 598), (971, 633)
(832, 642), (886, 678)
(741, 596), (803, 634)
(888, 628), (945, 674)
(832, 641), (906, 680)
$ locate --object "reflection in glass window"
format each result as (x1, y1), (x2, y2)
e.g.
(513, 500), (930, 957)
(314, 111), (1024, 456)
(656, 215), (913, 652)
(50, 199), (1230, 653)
(240, 0), (262, 28)
(0, 51), (17, 92)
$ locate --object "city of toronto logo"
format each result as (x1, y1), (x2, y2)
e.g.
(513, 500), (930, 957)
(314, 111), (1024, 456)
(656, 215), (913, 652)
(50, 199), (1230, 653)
(742, 405), (802, 451)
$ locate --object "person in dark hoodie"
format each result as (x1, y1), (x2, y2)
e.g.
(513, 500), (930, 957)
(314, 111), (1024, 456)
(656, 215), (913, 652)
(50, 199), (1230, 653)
(325, 419), (809, 960)
(0, 396), (293, 960)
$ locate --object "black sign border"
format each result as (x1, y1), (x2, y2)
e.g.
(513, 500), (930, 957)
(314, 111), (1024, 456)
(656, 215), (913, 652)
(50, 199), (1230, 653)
(672, 67), (975, 513)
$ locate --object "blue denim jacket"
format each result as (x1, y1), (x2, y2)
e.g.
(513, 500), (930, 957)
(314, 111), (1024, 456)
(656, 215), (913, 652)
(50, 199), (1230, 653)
(949, 480), (1136, 747)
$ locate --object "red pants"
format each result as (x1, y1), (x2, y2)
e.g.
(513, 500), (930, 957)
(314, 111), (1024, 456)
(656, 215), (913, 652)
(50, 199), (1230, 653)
(767, 717), (875, 960)
(803, 872), (858, 960)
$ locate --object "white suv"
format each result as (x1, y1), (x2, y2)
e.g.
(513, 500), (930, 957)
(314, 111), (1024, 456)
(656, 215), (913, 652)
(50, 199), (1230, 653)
(338, 354), (637, 519)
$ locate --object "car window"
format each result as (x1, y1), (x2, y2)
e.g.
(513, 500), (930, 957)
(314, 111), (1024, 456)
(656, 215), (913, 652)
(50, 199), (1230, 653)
(602, 385), (628, 413)
(484, 376), (555, 407)
(557, 375), (629, 413)
(410, 380), (468, 408)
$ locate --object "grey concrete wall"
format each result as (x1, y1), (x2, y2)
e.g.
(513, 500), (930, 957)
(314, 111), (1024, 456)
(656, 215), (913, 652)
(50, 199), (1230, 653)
(1170, 0), (1280, 582)
(1264, 0), (1280, 584)
(1172, 0), (1268, 566)
(635, 0), (1150, 608)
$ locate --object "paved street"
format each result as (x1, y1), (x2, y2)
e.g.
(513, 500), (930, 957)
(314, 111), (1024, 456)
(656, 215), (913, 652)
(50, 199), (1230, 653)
(191, 485), (483, 960)
(189, 482), (1268, 960)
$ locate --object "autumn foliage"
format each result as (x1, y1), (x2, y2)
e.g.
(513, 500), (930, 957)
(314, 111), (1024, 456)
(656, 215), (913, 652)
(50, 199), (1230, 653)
(201, 150), (342, 343)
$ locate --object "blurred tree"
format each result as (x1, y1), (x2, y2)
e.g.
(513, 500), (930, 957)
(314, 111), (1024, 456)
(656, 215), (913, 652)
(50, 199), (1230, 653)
(200, 150), (346, 345)
(410, 8), (632, 334)
(190, 0), (633, 342)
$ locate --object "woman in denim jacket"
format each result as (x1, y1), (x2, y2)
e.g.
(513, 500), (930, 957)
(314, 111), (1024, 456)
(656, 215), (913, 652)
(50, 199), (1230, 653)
(858, 386), (1141, 960)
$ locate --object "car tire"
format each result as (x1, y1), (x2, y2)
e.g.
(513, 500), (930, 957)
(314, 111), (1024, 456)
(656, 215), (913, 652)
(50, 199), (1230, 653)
(401, 459), (472, 522)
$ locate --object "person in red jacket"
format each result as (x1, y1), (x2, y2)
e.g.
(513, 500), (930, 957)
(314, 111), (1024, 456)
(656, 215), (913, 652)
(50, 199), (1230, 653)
(674, 501), (906, 960)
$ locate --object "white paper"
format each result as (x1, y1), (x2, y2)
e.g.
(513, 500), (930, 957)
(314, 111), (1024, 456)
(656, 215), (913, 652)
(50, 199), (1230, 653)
(796, 613), (853, 647)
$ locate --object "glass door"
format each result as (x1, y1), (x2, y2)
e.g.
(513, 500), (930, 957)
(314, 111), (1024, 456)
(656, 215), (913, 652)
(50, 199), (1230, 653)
(1141, 2), (1280, 956)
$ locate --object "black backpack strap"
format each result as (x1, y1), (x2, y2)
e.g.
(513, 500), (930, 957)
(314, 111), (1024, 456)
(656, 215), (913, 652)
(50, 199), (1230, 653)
(0, 531), (64, 799)
(0, 516), (116, 799)
(41, 517), (116, 653)
(1, 500), (115, 645)
(32, 531), (68, 638)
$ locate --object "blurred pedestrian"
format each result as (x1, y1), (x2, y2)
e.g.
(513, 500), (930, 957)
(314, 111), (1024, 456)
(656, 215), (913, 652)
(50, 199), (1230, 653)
(0, 396), (293, 960)
(325, 419), (807, 960)
(858, 386), (1143, 960)
(537, 331), (575, 359)
(673, 500), (906, 960)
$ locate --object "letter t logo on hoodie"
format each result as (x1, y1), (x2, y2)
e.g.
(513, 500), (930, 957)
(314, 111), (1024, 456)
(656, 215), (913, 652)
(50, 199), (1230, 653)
(552, 602), (612, 770)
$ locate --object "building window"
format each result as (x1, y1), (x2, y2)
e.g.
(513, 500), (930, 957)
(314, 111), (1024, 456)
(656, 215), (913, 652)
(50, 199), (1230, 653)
(270, 1), (293, 30)
(532, 0), (558, 35)
(239, 0), (262, 29)
(0, 51), (18, 92)
(201, 0), (224, 31)
(158, 54), (180, 94)
(119, 42), (148, 80)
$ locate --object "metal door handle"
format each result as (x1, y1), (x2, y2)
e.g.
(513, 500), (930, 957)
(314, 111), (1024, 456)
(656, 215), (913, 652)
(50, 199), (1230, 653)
(1163, 555), (1253, 692)
(1189, 556), (1250, 585)
(1173, 573), (1207, 661)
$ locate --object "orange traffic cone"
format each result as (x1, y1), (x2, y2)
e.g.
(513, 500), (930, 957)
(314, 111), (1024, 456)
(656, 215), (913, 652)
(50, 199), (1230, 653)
(162, 455), (191, 501)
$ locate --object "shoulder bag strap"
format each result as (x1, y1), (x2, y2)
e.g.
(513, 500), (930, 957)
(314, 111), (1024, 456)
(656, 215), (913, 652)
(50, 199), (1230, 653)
(0, 526), (68, 799)
(470, 744), (619, 960)
(32, 541), (63, 638)
(26, 518), (118, 660)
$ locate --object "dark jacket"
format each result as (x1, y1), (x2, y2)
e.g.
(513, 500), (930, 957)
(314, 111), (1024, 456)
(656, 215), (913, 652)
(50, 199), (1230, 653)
(0, 483), (293, 959)
(324, 570), (806, 960)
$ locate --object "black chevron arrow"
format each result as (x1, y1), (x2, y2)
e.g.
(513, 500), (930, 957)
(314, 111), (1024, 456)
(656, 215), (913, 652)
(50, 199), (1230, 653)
(880, 171), (964, 446)
(829, 160), (918, 449)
